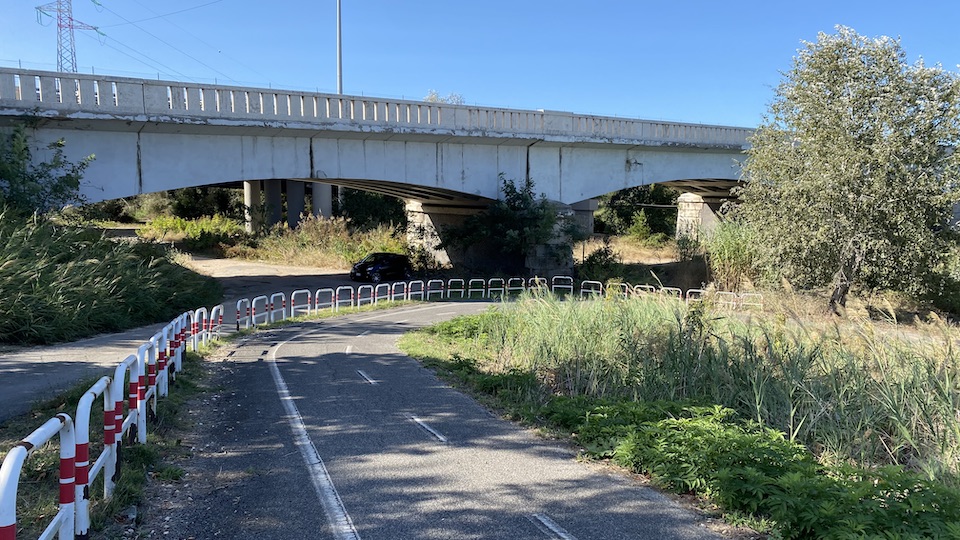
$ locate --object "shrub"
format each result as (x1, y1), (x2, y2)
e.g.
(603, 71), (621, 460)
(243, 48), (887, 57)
(702, 220), (758, 291)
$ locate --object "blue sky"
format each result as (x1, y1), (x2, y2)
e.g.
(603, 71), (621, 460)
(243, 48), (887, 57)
(3, 0), (960, 128)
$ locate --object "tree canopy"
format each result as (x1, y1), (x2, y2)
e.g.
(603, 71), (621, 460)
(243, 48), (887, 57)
(737, 26), (960, 309)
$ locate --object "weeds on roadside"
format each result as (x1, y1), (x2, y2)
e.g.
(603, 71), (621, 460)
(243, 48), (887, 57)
(399, 295), (960, 536)
(0, 213), (222, 345)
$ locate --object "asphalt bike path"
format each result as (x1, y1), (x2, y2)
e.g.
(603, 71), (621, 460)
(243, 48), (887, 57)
(180, 302), (724, 540)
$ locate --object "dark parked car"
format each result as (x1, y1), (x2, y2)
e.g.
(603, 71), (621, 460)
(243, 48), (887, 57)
(349, 252), (412, 283)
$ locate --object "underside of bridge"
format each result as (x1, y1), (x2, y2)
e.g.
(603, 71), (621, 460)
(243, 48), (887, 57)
(237, 174), (738, 275)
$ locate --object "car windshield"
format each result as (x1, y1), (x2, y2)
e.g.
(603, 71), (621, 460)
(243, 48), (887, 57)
(360, 253), (386, 264)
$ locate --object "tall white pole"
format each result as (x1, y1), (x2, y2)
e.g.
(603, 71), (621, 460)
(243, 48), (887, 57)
(336, 0), (342, 94)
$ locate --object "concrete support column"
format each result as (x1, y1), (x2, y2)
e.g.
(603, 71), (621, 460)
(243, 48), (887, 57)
(570, 198), (599, 236)
(676, 193), (721, 239)
(312, 183), (333, 218)
(243, 180), (262, 233)
(286, 180), (305, 228)
(264, 180), (283, 228)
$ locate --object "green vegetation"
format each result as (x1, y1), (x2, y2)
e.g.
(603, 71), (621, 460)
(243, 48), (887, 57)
(0, 212), (222, 344)
(399, 295), (960, 536)
(737, 26), (960, 312)
(595, 184), (677, 241)
(0, 124), (92, 215)
(225, 214), (406, 268)
(440, 175), (586, 273)
(701, 221), (757, 292)
(0, 127), (222, 345)
(336, 188), (407, 231)
(136, 214), (248, 252)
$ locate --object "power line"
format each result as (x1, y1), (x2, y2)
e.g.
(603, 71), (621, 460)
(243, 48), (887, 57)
(77, 30), (197, 82)
(89, 0), (238, 83)
(98, 0), (224, 28)
(127, 0), (271, 84)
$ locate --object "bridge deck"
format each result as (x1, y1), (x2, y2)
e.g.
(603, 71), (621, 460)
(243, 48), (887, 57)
(0, 68), (751, 149)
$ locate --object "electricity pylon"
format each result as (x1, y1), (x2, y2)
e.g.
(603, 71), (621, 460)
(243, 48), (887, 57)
(36, 0), (98, 73)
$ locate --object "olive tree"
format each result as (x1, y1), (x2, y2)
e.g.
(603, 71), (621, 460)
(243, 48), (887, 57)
(738, 26), (960, 310)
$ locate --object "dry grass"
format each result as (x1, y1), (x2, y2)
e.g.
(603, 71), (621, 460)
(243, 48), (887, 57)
(575, 236), (678, 265)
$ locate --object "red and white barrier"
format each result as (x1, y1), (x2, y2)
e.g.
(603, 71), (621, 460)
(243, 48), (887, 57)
(269, 292), (286, 323)
(487, 278), (505, 298)
(506, 278), (526, 296)
(74, 377), (112, 540)
(251, 295), (269, 325)
(374, 284), (391, 303)
(426, 280), (445, 300)
(390, 282), (408, 301)
(408, 280), (425, 300)
(236, 298), (251, 330)
(290, 289), (311, 317)
(0, 414), (76, 540)
(356, 285), (375, 307)
(447, 279), (466, 299)
(334, 286), (354, 311)
(314, 288), (335, 312)
(467, 279), (487, 298)
(580, 280), (604, 297)
(551, 276), (574, 295)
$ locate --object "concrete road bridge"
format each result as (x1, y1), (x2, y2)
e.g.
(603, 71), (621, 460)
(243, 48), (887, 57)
(0, 68), (751, 262)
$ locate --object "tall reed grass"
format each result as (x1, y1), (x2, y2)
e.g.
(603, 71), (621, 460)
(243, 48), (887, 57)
(476, 295), (960, 483)
(0, 213), (222, 344)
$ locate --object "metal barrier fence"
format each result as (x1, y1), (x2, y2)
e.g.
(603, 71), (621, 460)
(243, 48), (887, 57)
(0, 306), (209, 540)
(0, 273), (762, 539)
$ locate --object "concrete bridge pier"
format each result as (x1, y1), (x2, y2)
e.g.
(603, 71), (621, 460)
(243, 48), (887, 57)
(264, 180), (283, 228)
(243, 180), (262, 233)
(286, 180), (306, 228)
(244, 180), (334, 231)
(311, 183), (333, 218)
(676, 193), (722, 239)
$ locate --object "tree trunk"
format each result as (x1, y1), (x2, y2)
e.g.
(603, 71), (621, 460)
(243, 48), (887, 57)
(828, 247), (864, 315)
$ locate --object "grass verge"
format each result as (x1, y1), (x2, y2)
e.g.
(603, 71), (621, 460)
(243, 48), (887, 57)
(397, 296), (960, 537)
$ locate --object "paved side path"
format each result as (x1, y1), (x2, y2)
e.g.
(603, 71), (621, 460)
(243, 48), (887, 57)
(133, 304), (732, 540)
(0, 257), (353, 423)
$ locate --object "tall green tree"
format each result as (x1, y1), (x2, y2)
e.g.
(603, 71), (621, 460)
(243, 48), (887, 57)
(738, 26), (960, 310)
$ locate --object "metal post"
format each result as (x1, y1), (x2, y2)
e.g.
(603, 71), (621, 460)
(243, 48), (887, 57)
(336, 0), (342, 94)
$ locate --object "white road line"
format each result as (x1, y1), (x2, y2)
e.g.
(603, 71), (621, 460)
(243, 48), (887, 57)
(409, 415), (448, 443)
(358, 330), (371, 337)
(529, 514), (578, 540)
(345, 345), (353, 355)
(269, 345), (360, 540)
(356, 370), (378, 385)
